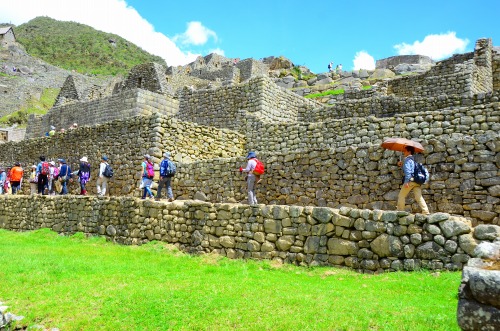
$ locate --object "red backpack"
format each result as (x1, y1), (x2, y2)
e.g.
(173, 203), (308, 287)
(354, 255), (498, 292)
(40, 162), (50, 175)
(253, 159), (265, 175)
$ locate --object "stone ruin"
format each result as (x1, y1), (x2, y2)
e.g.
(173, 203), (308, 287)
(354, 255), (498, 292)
(0, 38), (499, 274)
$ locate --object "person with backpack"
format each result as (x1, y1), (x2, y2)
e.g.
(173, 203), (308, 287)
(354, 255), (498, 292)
(36, 156), (50, 195)
(77, 156), (91, 195)
(141, 154), (155, 200)
(97, 155), (111, 196)
(239, 151), (265, 206)
(156, 152), (176, 202)
(397, 146), (430, 215)
(9, 162), (24, 194)
(0, 168), (7, 194)
(28, 165), (38, 195)
(58, 159), (71, 195)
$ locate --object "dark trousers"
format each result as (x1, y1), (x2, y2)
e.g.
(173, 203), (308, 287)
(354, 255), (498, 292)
(38, 174), (48, 194)
(11, 181), (21, 194)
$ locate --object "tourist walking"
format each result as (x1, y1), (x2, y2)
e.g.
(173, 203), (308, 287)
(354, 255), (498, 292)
(36, 156), (50, 195)
(141, 154), (155, 200)
(239, 151), (262, 205)
(397, 146), (430, 215)
(49, 161), (60, 195)
(156, 152), (175, 202)
(29, 165), (38, 195)
(78, 156), (91, 195)
(97, 155), (110, 196)
(9, 162), (24, 194)
(0, 168), (6, 194)
(58, 159), (71, 195)
(328, 62), (333, 72)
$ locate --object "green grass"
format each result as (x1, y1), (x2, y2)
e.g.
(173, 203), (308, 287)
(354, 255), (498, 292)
(0, 229), (461, 331)
(15, 16), (166, 75)
(0, 88), (59, 127)
(305, 88), (345, 98)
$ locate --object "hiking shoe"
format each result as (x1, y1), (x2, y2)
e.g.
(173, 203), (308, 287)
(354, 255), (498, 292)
(155, 198), (160, 201)
(168, 198), (174, 202)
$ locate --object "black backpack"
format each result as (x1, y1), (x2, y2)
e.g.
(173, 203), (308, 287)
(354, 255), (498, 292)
(413, 162), (429, 185)
(103, 163), (113, 178)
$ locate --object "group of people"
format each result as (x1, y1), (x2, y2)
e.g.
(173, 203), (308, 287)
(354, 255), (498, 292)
(44, 123), (78, 138)
(0, 147), (429, 214)
(327, 62), (342, 73)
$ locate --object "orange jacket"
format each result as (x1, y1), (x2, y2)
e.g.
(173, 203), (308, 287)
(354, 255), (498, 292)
(10, 166), (24, 182)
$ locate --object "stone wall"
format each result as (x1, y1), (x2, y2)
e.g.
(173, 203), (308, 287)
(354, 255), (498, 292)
(177, 77), (318, 130)
(122, 62), (170, 95)
(376, 55), (433, 70)
(235, 58), (269, 82)
(173, 132), (500, 226)
(0, 114), (245, 196)
(26, 88), (179, 139)
(471, 38), (493, 94)
(301, 91), (500, 122)
(492, 47), (500, 91)
(188, 65), (241, 83)
(0, 196), (497, 273)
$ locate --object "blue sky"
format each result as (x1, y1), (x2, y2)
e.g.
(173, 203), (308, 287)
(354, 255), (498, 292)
(1, 0), (499, 73)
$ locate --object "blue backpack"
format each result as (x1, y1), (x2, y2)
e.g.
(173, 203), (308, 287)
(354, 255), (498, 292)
(160, 159), (176, 177)
(413, 162), (429, 185)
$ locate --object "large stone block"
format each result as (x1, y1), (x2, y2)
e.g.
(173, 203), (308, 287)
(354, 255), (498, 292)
(370, 234), (403, 258)
(327, 238), (358, 256)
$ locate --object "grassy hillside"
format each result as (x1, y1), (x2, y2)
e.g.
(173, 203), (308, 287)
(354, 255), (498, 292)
(15, 16), (166, 75)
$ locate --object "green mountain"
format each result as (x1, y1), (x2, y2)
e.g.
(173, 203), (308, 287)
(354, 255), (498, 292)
(15, 16), (167, 75)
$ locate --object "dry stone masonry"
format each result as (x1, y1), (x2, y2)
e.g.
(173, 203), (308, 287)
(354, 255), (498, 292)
(0, 196), (498, 273)
(0, 38), (499, 271)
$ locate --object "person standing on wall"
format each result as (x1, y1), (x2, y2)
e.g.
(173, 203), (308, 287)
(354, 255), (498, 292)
(156, 152), (175, 202)
(97, 155), (110, 196)
(9, 162), (24, 194)
(239, 151), (264, 206)
(0, 168), (7, 194)
(58, 159), (71, 195)
(36, 156), (49, 195)
(397, 146), (430, 215)
(28, 165), (38, 195)
(141, 154), (155, 200)
(78, 156), (91, 195)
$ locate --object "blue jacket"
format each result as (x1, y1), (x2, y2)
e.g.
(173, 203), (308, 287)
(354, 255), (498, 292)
(403, 155), (415, 184)
(60, 164), (71, 177)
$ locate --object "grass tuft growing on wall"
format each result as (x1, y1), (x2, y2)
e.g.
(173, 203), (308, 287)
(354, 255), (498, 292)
(0, 229), (461, 331)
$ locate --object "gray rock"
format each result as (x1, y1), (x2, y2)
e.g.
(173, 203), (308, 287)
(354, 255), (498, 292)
(327, 238), (358, 255)
(193, 191), (208, 201)
(468, 268), (500, 307)
(457, 298), (500, 331)
(440, 219), (470, 238)
(416, 241), (445, 260)
(428, 213), (450, 224)
(312, 207), (334, 223)
(473, 242), (500, 259)
(459, 234), (479, 255)
(106, 225), (116, 236)
(370, 234), (403, 257)
(474, 224), (500, 240)
(220, 236), (235, 248)
(304, 236), (321, 254)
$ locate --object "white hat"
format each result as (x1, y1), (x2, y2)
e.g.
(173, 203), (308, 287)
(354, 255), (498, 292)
(49, 161), (56, 166)
(80, 156), (88, 162)
(31, 164), (37, 168)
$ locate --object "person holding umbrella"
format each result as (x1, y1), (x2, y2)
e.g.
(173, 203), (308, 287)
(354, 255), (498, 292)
(381, 138), (430, 215)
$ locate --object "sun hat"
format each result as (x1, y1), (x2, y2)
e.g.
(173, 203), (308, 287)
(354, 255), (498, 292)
(102, 155), (108, 161)
(58, 158), (66, 164)
(144, 154), (151, 159)
(246, 151), (257, 159)
(49, 161), (56, 166)
(31, 164), (37, 168)
(164, 152), (171, 158)
(80, 156), (88, 162)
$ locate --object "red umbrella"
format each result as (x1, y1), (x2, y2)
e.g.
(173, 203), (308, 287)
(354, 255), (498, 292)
(381, 138), (425, 153)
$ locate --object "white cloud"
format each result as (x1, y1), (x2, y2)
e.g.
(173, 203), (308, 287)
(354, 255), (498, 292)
(0, 0), (220, 67)
(209, 48), (225, 56)
(394, 32), (469, 60)
(174, 21), (217, 46)
(353, 51), (375, 70)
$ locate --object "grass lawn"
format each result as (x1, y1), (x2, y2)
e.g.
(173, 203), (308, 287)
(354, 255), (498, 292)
(0, 229), (461, 331)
